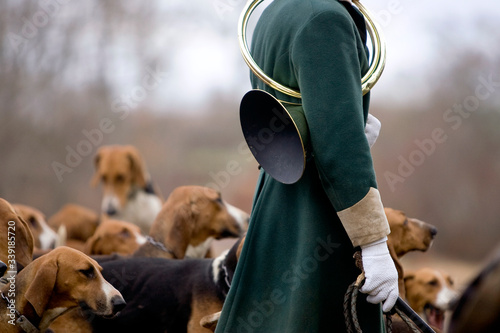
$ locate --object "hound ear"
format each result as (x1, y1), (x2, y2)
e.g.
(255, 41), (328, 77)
(83, 234), (101, 255)
(91, 152), (102, 187)
(14, 214), (35, 268)
(164, 206), (194, 259)
(190, 186), (213, 216)
(0, 201), (34, 268)
(24, 258), (58, 317)
(126, 147), (147, 189)
(404, 272), (415, 283)
(200, 311), (221, 332)
(190, 200), (200, 216)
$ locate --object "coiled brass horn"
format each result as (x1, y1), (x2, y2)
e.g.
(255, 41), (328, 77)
(238, 0), (386, 184)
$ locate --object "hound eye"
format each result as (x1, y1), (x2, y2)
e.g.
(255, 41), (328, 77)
(115, 174), (125, 184)
(120, 228), (131, 238)
(447, 277), (454, 286)
(427, 279), (438, 286)
(79, 268), (96, 279)
(28, 217), (38, 227)
(403, 219), (409, 226)
(101, 175), (108, 183)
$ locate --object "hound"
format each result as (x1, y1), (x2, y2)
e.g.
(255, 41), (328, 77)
(0, 198), (34, 282)
(404, 268), (458, 332)
(84, 219), (147, 256)
(385, 207), (438, 296)
(13, 203), (59, 250)
(48, 203), (100, 252)
(91, 145), (163, 234)
(133, 185), (249, 259)
(0, 246), (125, 333)
(49, 237), (246, 333)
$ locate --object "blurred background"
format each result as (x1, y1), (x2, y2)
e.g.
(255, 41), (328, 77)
(1, 0), (499, 287)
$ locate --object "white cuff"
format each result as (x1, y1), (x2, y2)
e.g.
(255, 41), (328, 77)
(360, 236), (389, 256)
(365, 114), (381, 148)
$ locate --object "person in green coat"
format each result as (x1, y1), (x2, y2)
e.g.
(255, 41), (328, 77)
(216, 0), (398, 332)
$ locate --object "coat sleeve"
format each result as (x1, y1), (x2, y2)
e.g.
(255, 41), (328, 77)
(291, 9), (389, 247)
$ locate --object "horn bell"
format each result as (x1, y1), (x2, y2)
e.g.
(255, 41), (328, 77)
(240, 90), (309, 184)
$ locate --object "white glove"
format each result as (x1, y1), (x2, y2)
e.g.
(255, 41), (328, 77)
(364, 114), (381, 148)
(359, 237), (399, 312)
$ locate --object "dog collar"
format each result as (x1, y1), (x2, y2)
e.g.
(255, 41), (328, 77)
(220, 262), (232, 297)
(145, 236), (177, 258)
(1, 291), (40, 333)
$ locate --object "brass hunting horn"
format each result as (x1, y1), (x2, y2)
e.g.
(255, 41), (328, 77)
(238, 0), (387, 184)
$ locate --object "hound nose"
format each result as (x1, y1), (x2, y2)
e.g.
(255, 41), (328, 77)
(0, 260), (7, 276)
(111, 295), (126, 314)
(430, 226), (438, 238)
(106, 206), (117, 216)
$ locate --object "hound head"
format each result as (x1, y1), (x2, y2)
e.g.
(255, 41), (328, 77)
(404, 268), (458, 330)
(84, 219), (147, 256)
(385, 207), (438, 258)
(91, 145), (148, 217)
(0, 198), (34, 279)
(47, 203), (100, 243)
(23, 246), (125, 328)
(191, 187), (249, 240)
(150, 186), (249, 259)
(13, 204), (58, 250)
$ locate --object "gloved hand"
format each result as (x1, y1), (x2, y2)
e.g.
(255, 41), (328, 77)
(364, 114), (381, 148)
(359, 237), (399, 312)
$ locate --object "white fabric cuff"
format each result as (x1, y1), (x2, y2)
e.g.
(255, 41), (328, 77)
(365, 114), (381, 148)
(360, 236), (389, 256)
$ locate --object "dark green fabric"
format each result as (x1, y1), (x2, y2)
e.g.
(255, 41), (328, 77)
(216, 0), (384, 332)
(250, 0), (377, 211)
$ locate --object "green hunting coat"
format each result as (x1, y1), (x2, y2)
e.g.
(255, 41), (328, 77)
(216, 0), (390, 332)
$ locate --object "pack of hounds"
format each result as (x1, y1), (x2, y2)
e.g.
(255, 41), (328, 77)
(1, 144), (498, 333)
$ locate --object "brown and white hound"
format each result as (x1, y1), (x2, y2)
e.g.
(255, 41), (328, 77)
(404, 268), (458, 332)
(385, 207), (438, 296)
(0, 246), (125, 333)
(0, 198), (34, 282)
(133, 186), (249, 259)
(48, 203), (100, 249)
(12, 203), (59, 251)
(50, 236), (246, 333)
(84, 219), (147, 256)
(91, 145), (163, 234)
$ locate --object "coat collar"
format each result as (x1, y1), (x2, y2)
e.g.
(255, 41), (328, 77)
(339, 0), (368, 46)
